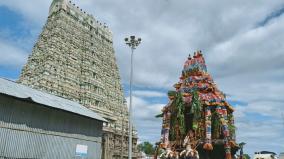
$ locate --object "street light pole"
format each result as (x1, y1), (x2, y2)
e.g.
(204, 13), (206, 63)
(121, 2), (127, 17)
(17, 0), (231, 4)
(125, 36), (141, 159)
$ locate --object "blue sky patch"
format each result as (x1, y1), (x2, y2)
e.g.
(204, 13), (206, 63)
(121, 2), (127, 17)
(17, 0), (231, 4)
(0, 66), (21, 81)
(0, 6), (28, 38)
(245, 112), (274, 122)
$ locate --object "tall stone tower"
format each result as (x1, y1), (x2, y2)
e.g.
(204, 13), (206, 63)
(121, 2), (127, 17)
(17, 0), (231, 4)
(18, 0), (138, 158)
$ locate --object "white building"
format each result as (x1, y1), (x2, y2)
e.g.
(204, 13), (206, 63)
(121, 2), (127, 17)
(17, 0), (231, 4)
(254, 151), (277, 159)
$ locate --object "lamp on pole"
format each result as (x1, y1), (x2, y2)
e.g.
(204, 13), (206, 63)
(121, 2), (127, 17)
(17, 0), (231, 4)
(124, 35), (141, 159)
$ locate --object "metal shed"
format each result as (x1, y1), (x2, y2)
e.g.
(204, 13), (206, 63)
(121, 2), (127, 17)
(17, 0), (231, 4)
(0, 78), (106, 159)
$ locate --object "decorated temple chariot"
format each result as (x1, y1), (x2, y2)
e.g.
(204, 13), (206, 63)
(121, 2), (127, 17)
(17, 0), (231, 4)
(155, 51), (239, 159)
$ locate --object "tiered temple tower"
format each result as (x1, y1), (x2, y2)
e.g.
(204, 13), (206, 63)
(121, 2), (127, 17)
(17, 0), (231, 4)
(18, 0), (138, 158)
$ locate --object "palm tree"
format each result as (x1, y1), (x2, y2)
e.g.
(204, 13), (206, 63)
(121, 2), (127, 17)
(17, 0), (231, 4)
(239, 142), (246, 159)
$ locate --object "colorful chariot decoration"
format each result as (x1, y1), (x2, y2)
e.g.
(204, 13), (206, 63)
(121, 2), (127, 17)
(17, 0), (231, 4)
(155, 51), (239, 159)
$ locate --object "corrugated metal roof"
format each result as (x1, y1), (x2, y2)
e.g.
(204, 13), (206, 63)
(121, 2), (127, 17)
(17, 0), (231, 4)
(0, 77), (106, 122)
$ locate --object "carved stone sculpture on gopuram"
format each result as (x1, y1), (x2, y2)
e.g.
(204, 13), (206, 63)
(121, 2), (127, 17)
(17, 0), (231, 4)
(18, 0), (138, 158)
(155, 51), (239, 159)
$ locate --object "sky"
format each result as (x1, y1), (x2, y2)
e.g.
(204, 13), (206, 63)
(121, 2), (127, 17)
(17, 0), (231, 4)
(0, 0), (284, 157)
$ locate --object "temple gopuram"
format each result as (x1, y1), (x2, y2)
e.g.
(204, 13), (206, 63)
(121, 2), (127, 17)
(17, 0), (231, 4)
(155, 51), (239, 159)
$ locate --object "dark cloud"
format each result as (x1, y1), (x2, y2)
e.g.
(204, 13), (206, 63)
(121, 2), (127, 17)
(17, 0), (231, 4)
(258, 5), (284, 27)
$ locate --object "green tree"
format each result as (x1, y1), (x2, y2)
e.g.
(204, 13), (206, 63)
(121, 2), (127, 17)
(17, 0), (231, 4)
(243, 154), (251, 159)
(138, 141), (155, 155)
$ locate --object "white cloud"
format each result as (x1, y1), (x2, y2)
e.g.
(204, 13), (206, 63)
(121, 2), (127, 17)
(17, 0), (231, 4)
(133, 90), (165, 98)
(0, 0), (50, 25)
(207, 13), (284, 79)
(0, 39), (28, 67)
(235, 119), (284, 156)
(126, 95), (165, 143)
